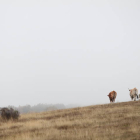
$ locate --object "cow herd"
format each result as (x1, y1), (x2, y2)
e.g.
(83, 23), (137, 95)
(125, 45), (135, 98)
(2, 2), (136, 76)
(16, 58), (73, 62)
(107, 88), (139, 103)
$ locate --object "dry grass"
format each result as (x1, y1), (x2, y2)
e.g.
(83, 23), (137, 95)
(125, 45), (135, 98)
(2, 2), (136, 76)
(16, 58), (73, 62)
(0, 101), (140, 140)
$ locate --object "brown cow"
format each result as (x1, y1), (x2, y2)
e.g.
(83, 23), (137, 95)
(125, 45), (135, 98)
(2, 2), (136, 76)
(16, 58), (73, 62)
(107, 91), (117, 103)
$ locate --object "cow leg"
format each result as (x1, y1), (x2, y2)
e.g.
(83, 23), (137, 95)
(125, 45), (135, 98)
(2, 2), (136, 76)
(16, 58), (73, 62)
(113, 98), (115, 102)
(112, 97), (115, 103)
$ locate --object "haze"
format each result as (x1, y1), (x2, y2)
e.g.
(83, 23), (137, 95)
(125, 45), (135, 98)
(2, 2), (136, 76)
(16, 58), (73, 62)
(0, 0), (140, 107)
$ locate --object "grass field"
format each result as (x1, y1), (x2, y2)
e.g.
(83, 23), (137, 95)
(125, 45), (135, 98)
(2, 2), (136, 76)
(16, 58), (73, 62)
(0, 101), (140, 140)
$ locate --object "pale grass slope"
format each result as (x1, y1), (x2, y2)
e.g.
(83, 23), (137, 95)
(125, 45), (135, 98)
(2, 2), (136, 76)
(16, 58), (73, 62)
(0, 101), (140, 140)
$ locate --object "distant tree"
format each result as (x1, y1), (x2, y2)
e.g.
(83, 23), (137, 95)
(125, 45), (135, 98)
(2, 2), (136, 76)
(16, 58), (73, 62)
(1, 103), (78, 114)
(45, 106), (57, 111)
(18, 105), (31, 114)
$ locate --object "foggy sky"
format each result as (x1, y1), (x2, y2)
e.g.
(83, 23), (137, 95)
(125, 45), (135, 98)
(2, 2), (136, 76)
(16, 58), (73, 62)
(0, 0), (140, 107)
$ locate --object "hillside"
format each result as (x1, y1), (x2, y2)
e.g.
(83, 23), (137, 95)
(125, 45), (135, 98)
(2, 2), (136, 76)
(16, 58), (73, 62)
(0, 101), (140, 140)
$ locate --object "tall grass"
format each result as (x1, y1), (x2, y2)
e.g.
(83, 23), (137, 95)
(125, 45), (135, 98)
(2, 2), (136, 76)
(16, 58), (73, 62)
(0, 101), (140, 140)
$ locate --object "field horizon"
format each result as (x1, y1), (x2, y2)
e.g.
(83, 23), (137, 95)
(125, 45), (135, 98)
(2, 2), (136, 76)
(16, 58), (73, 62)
(0, 100), (140, 140)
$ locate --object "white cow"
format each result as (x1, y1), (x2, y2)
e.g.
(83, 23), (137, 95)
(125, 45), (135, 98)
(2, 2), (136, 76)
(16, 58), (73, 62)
(129, 88), (138, 101)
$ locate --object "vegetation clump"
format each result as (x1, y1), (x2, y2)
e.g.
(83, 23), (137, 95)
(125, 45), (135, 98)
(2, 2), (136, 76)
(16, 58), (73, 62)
(0, 107), (20, 120)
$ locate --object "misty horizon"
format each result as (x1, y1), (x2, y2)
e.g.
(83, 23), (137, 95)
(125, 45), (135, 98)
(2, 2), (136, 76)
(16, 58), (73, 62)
(0, 0), (140, 107)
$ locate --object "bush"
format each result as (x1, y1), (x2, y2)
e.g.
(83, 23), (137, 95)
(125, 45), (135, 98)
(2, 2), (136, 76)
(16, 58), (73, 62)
(0, 107), (20, 120)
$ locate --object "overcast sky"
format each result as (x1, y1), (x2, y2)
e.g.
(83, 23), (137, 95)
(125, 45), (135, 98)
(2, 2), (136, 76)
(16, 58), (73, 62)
(0, 0), (140, 107)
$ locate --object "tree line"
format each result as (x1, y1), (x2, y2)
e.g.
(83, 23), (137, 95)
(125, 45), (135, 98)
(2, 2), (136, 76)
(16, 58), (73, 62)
(7, 103), (79, 114)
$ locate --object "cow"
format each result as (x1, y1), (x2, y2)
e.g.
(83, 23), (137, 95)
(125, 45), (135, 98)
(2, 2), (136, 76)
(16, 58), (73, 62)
(107, 91), (117, 103)
(129, 88), (138, 101)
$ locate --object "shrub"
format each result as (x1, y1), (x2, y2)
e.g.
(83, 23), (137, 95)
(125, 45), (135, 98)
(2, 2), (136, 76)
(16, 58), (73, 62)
(0, 107), (20, 120)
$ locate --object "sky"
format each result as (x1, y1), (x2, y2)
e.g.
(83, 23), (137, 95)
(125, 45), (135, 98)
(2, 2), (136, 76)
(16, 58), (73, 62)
(0, 0), (140, 107)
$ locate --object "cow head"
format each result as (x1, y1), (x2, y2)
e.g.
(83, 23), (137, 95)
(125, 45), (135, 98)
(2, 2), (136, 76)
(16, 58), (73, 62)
(128, 88), (131, 91)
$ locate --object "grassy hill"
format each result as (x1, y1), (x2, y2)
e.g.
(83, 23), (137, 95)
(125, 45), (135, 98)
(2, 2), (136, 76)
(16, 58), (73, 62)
(0, 101), (140, 140)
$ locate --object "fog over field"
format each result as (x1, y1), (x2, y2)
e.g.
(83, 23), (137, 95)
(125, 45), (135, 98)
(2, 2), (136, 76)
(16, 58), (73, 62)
(0, 0), (140, 107)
